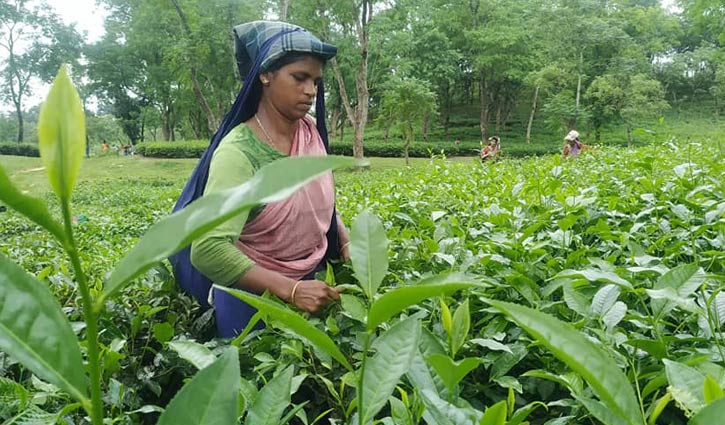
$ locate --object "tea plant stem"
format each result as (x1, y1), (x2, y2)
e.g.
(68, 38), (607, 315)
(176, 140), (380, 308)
(358, 331), (372, 425)
(61, 202), (104, 424)
(632, 291), (667, 354)
(703, 289), (725, 366)
(627, 356), (647, 424)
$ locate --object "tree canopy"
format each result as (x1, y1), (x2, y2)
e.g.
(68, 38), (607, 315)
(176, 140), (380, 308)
(1, 0), (723, 152)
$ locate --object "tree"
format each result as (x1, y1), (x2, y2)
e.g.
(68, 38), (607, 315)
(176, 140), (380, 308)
(621, 74), (669, 145)
(586, 74), (626, 142)
(286, 0), (382, 159)
(90, 0), (262, 143)
(372, 0), (461, 138)
(0, 0), (83, 142)
(331, 0), (378, 159)
(378, 77), (437, 165)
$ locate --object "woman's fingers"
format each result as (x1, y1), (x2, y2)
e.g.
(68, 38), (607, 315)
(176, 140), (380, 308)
(292, 280), (342, 314)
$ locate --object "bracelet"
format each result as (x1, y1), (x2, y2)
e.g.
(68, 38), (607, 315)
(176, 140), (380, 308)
(290, 280), (303, 303)
(341, 241), (351, 250)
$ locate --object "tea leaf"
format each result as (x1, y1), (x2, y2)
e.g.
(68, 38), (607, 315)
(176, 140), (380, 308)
(157, 348), (240, 425)
(37, 65), (85, 202)
(168, 340), (216, 370)
(703, 375), (724, 404)
(689, 398), (725, 425)
(360, 317), (420, 424)
(485, 299), (644, 425)
(245, 365), (294, 425)
(350, 210), (389, 299)
(217, 286), (352, 371)
(441, 298), (452, 335)
(553, 269), (632, 289)
(407, 329), (448, 398)
(101, 156), (355, 304)
(0, 166), (66, 246)
(420, 389), (482, 425)
(425, 354), (482, 394)
(664, 359), (706, 413)
(591, 284), (620, 316)
(651, 264), (706, 318)
(479, 400), (507, 425)
(367, 273), (480, 331)
(0, 253), (87, 404)
(451, 299), (470, 357)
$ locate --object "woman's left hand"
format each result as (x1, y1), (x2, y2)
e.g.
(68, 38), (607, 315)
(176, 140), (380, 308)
(338, 218), (351, 261)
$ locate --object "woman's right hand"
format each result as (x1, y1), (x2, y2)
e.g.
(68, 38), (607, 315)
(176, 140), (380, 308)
(290, 280), (343, 314)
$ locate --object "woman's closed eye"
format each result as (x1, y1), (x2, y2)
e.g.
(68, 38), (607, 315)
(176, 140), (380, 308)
(292, 73), (322, 85)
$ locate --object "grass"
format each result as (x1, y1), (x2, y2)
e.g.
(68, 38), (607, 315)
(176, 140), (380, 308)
(1, 155), (198, 195)
(1, 155), (476, 198)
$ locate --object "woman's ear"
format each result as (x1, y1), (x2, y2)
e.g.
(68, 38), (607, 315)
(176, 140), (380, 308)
(259, 73), (271, 86)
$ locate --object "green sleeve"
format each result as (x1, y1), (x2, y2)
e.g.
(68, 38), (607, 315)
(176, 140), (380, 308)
(190, 137), (256, 287)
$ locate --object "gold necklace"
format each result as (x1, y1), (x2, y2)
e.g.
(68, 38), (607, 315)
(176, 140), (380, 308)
(254, 114), (276, 150)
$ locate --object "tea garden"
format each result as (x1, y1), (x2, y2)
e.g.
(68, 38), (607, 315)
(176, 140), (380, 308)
(1, 71), (725, 425)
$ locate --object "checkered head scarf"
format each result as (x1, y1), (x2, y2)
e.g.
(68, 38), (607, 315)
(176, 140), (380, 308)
(233, 21), (337, 78)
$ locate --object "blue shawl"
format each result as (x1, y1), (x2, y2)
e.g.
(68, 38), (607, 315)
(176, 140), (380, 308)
(169, 29), (339, 307)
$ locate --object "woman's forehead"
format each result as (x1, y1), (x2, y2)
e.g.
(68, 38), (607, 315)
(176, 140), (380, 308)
(279, 56), (324, 74)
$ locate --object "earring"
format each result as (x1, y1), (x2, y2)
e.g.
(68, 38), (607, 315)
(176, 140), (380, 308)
(261, 78), (269, 86)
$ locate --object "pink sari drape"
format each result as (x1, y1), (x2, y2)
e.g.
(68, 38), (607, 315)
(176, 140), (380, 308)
(235, 116), (334, 280)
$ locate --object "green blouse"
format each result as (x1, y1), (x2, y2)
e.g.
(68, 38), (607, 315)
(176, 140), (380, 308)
(189, 123), (285, 287)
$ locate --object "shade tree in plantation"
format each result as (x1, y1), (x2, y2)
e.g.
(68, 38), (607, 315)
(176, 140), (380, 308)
(378, 77), (437, 165)
(2, 0), (722, 148)
(0, 0), (83, 143)
(88, 0), (262, 143)
(586, 72), (669, 145)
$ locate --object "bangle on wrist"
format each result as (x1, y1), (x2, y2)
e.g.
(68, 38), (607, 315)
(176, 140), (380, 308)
(290, 280), (302, 303)
(341, 241), (351, 250)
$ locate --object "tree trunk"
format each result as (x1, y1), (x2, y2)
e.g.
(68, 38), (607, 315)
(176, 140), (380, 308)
(502, 101), (513, 131)
(329, 0), (373, 160)
(330, 99), (340, 138)
(495, 102), (502, 135)
(279, 0), (290, 20)
(331, 31), (369, 160)
(595, 127), (601, 143)
(331, 59), (355, 138)
(404, 126), (411, 166)
(574, 51), (583, 128)
(14, 102), (23, 143)
(140, 114), (145, 143)
(7, 53), (27, 143)
(422, 115), (430, 141)
(161, 105), (173, 141)
(171, 0), (218, 132)
(384, 124), (390, 143)
(352, 0), (371, 160)
(190, 114), (202, 139)
(626, 125), (632, 147)
(404, 140), (409, 166)
(479, 70), (489, 141)
(526, 86), (539, 144)
(441, 83), (451, 137)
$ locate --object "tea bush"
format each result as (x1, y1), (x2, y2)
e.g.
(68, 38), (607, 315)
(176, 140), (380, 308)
(3, 138), (725, 424)
(134, 141), (207, 158)
(0, 142), (40, 157)
(135, 139), (561, 159)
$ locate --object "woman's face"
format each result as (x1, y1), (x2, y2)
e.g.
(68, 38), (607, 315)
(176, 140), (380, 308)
(261, 56), (324, 120)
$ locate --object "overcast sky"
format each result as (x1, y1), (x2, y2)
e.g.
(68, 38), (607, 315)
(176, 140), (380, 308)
(46, 0), (108, 43)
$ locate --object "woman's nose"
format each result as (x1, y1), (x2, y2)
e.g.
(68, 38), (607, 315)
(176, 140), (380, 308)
(304, 80), (317, 97)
